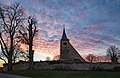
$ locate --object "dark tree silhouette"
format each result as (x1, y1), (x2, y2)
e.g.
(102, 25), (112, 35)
(0, 43), (29, 64)
(86, 54), (95, 63)
(107, 45), (120, 63)
(0, 52), (7, 64)
(0, 3), (25, 71)
(19, 16), (38, 70)
(86, 54), (96, 70)
(12, 42), (29, 63)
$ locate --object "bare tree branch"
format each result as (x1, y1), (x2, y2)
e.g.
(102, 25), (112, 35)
(0, 2), (25, 71)
(107, 45), (120, 63)
(0, 57), (7, 64)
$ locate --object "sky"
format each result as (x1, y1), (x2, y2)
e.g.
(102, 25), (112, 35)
(0, 0), (120, 65)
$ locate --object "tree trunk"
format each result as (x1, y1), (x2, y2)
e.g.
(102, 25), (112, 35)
(29, 45), (33, 70)
(90, 60), (92, 70)
(29, 25), (34, 70)
(8, 36), (14, 71)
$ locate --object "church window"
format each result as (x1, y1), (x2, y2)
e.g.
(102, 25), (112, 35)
(63, 42), (67, 45)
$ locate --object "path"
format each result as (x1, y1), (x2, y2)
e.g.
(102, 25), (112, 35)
(0, 73), (31, 78)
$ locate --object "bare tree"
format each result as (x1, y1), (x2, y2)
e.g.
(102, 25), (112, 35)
(0, 44), (29, 64)
(86, 54), (96, 70)
(107, 45), (120, 63)
(86, 54), (95, 63)
(19, 16), (38, 70)
(0, 52), (7, 64)
(12, 42), (29, 63)
(0, 3), (25, 71)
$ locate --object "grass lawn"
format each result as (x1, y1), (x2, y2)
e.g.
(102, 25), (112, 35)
(6, 70), (120, 78)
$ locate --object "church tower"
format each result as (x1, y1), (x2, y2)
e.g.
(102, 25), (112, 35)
(60, 27), (85, 62)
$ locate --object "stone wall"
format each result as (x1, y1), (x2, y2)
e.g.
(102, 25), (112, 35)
(3, 62), (120, 71)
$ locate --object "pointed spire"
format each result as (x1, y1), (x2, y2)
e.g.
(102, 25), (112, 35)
(61, 24), (69, 41)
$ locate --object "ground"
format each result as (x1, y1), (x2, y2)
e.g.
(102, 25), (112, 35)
(5, 70), (120, 78)
(0, 73), (30, 78)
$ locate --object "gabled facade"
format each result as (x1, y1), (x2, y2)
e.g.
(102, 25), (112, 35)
(60, 28), (85, 62)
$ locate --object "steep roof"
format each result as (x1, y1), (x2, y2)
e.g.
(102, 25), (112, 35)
(61, 28), (69, 41)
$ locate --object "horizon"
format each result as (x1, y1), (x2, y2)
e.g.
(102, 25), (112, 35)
(0, 0), (120, 66)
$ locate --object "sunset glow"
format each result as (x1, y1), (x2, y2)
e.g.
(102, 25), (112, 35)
(0, 0), (120, 64)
